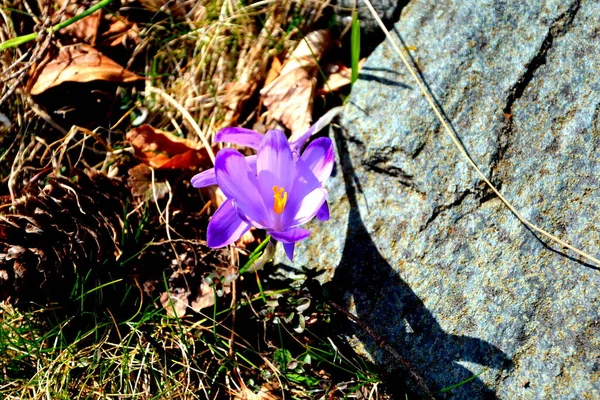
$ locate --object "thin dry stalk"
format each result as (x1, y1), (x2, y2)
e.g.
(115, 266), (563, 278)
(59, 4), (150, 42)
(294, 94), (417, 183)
(363, 0), (600, 267)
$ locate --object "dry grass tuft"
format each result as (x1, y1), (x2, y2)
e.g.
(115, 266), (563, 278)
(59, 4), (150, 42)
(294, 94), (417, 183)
(0, 1), (397, 398)
(141, 0), (329, 142)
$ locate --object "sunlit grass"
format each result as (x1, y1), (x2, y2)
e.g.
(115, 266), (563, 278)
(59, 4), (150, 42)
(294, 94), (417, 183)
(0, 0), (396, 398)
(0, 265), (389, 399)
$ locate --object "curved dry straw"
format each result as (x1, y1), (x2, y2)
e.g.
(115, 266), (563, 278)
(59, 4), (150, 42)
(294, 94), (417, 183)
(147, 86), (216, 165)
(363, 0), (599, 267)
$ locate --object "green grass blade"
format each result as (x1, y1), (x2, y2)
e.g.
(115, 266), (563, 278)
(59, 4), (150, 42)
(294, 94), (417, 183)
(0, 0), (115, 52)
(239, 235), (271, 274)
(350, 11), (361, 85)
(438, 368), (487, 393)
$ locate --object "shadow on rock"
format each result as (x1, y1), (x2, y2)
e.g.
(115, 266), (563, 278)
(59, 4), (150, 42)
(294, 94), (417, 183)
(324, 126), (511, 398)
(358, 66), (413, 88)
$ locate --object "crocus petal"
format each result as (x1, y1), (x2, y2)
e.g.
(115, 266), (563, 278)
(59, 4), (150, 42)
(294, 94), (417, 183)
(282, 242), (296, 260)
(286, 188), (327, 227)
(215, 149), (271, 228)
(300, 137), (334, 184)
(270, 227), (311, 243)
(191, 155), (257, 188)
(245, 155), (258, 173)
(316, 202), (329, 221)
(281, 157), (323, 227)
(256, 130), (295, 211)
(191, 168), (217, 188)
(207, 199), (251, 248)
(215, 127), (263, 149)
(289, 106), (343, 152)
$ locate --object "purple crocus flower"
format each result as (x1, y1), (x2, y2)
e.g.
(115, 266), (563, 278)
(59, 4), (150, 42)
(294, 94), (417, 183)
(191, 110), (339, 260)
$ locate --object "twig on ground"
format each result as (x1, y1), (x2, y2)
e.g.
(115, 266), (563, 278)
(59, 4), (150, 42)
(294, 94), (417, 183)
(228, 276), (237, 358)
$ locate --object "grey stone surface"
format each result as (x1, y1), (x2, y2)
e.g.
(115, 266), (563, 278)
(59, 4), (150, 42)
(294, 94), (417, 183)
(278, 0), (600, 398)
(334, 0), (406, 35)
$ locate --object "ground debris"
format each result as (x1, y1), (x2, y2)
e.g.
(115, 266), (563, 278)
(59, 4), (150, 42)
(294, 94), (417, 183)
(29, 44), (142, 96)
(126, 124), (212, 170)
(0, 170), (127, 303)
(261, 29), (330, 137)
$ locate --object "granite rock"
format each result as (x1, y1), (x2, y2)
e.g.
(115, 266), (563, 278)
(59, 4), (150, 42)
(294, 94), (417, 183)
(278, 0), (600, 398)
(333, 0), (409, 57)
(334, 0), (406, 34)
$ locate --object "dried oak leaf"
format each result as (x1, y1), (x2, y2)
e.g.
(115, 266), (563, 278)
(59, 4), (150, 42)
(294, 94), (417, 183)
(189, 279), (215, 313)
(55, 0), (102, 44)
(160, 287), (189, 318)
(127, 164), (169, 200)
(29, 44), (143, 95)
(161, 274), (231, 317)
(317, 58), (367, 95)
(126, 125), (211, 170)
(137, 0), (204, 19)
(235, 385), (280, 400)
(99, 19), (141, 47)
(260, 30), (330, 137)
(263, 56), (283, 87)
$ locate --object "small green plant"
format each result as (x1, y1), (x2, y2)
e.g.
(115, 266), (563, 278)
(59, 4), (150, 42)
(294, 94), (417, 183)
(0, 258), (392, 399)
(351, 11), (361, 86)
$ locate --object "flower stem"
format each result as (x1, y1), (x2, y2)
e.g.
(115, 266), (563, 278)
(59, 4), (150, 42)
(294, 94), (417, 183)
(239, 235), (271, 274)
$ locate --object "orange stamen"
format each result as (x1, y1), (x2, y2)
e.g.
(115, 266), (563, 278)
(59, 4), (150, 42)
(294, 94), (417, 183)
(272, 185), (288, 214)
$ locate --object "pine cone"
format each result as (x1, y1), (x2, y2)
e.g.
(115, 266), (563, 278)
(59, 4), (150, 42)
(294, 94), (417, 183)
(0, 171), (129, 304)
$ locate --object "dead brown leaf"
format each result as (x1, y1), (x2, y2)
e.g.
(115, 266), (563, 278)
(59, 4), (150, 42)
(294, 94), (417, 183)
(160, 273), (232, 317)
(127, 164), (169, 200)
(260, 30), (330, 136)
(53, 0), (140, 48)
(317, 58), (367, 95)
(189, 279), (215, 313)
(263, 56), (283, 87)
(29, 44), (143, 95)
(159, 287), (189, 318)
(99, 19), (141, 47)
(234, 385), (280, 400)
(160, 278), (219, 317)
(55, 0), (102, 44)
(126, 125), (212, 170)
(137, 0), (205, 19)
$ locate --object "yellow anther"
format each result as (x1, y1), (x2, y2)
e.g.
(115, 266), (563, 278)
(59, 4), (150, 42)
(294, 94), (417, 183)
(272, 185), (288, 214)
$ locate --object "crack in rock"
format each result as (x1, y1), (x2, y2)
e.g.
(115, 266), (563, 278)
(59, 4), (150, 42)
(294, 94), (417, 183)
(363, 159), (415, 187)
(492, 0), (582, 178)
(420, 189), (474, 232)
